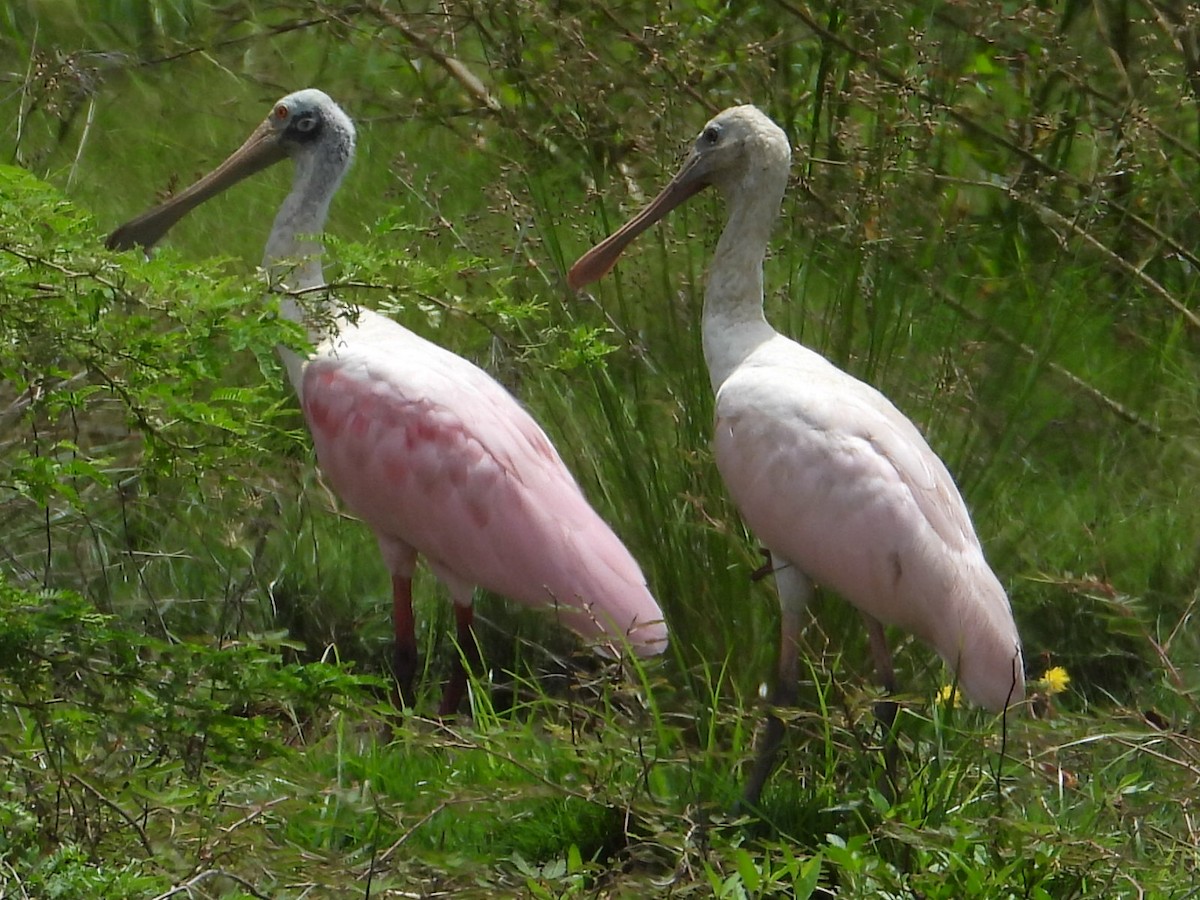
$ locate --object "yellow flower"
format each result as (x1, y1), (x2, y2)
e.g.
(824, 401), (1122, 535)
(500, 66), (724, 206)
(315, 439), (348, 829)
(936, 684), (962, 707)
(1040, 666), (1071, 696)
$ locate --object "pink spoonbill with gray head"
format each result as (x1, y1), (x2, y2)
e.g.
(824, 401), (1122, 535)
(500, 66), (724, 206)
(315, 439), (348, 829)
(108, 89), (668, 715)
(568, 104), (1023, 804)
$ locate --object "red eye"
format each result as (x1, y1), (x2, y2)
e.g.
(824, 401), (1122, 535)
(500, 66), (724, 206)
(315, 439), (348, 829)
(274, 104), (288, 120)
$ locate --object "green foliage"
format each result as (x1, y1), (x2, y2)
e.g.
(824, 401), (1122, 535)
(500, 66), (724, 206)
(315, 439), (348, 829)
(0, 163), (304, 625)
(0, 0), (1199, 896)
(12, 843), (160, 900)
(0, 571), (382, 895)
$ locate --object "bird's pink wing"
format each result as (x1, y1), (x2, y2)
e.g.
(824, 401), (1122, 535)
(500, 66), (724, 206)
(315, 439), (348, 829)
(299, 312), (667, 656)
(713, 341), (1022, 708)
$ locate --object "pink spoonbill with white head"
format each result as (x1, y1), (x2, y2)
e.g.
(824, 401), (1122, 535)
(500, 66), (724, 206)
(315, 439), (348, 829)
(109, 89), (668, 715)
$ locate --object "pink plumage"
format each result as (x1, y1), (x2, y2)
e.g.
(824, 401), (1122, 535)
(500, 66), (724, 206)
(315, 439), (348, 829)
(300, 309), (668, 654)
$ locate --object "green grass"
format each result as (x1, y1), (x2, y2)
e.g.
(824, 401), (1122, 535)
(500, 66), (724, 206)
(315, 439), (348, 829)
(2, 1), (1200, 896)
(7, 586), (1194, 895)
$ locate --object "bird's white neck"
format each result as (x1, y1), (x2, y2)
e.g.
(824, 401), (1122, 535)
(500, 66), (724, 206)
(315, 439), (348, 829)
(701, 181), (783, 392)
(261, 133), (355, 395)
(263, 148), (346, 332)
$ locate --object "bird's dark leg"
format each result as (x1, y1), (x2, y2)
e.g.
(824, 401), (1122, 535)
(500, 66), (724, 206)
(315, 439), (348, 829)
(863, 614), (899, 799)
(749, 547), (774, 582)
(392, 573), (419, 709)
(438, 603), (479, 717)
(741, 559), (811, 810)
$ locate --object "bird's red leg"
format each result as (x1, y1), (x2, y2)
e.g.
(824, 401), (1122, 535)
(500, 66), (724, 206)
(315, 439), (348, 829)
(392, 573), (419, 709)
(741, 558), (810, 810)
(437, 604), (479, 717)
(863, 614), (899, 797)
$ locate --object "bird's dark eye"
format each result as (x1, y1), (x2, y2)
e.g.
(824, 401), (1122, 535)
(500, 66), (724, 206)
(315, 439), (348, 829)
(702, 124), (721, 145)
(286, 110), (323, 143)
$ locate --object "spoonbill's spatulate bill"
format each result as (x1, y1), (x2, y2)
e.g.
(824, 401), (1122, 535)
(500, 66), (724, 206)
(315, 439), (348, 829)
(109, 89), (667, 715)
(569, 105), (1023, 802)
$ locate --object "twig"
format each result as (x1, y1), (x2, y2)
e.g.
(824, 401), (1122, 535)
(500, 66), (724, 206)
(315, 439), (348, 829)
(377, 801), (448, 864)
(131, 14), (350, 68)
(69, 773), (154, 855)
(218, 796), (289, 834)
(366, 4), (500, 112)
(929, 277), (1166, 440)
(66, 95), (96, 189)
(1022, 193), (1200, 332)
(148, 869), (271, 900)
(1111, 736), (1200, 781)
(594, 4), (715, 114)
(13, 21), (38, 165)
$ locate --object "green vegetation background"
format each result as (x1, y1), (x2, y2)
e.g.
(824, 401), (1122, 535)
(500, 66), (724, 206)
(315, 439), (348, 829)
(1, 1), (1198, 896)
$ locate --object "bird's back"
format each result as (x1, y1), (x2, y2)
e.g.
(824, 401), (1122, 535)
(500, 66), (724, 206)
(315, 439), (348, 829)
(713, 335), (1023, 709)
(299, 309), (667, 656)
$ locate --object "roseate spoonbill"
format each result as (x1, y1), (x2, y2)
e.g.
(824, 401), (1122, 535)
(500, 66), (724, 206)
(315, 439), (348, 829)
(568, 105), (1023, 803)
(108, 89), (667, 715)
